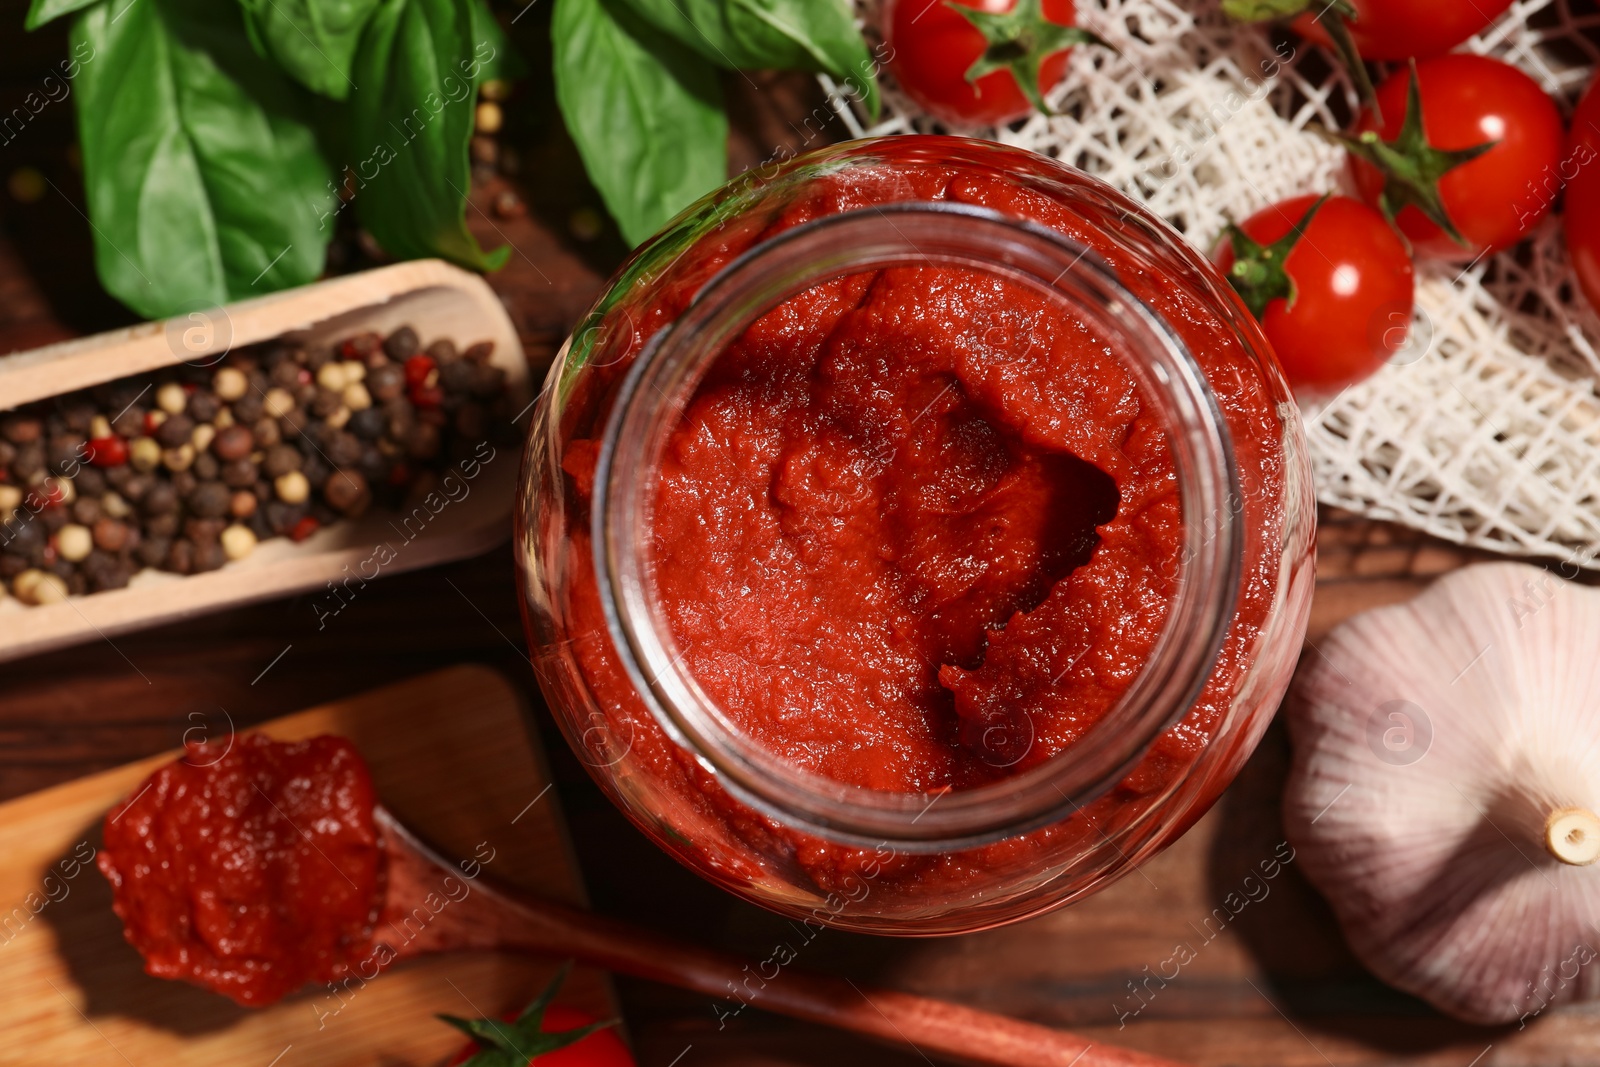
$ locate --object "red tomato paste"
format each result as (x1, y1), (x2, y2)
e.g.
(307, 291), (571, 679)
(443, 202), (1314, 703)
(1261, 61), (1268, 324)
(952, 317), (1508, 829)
(554, 141), (1289, 906)
(98, 734), (381, 1007)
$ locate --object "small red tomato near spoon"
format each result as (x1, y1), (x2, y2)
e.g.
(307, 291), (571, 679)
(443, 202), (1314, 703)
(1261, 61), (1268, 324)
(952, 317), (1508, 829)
(886, 0), (1104, 126)
(1216, 194), (1415, 396)
(443, 965), (633, 1067)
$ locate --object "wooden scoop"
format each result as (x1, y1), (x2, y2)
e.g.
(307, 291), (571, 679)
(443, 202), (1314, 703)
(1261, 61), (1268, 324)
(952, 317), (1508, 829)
(375, 807), (1188, 1067)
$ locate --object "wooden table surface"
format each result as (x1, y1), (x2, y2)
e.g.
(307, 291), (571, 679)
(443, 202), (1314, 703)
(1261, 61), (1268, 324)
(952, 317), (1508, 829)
(1, 12), (1595, 1065)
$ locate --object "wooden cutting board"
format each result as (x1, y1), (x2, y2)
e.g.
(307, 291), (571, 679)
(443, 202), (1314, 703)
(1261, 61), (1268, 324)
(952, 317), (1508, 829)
(0, 664), (617, 1066)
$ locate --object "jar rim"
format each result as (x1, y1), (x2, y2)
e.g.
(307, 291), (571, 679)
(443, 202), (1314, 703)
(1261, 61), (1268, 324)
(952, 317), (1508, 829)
(591, 200), (1243, 851)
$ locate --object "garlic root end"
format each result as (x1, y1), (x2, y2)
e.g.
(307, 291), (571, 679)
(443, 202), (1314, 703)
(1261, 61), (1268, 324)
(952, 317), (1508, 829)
(1544, 808), (1600, 866)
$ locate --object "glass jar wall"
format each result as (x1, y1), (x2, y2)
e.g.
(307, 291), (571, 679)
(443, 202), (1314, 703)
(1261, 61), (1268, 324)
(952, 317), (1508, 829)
(516, 136), (1315, 934)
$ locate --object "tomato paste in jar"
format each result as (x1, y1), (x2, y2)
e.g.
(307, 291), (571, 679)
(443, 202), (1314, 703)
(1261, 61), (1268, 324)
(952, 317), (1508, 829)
(525, 136), (1312, 930)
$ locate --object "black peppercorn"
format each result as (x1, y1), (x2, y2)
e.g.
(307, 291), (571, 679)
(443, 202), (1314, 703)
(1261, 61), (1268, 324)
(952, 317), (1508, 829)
(110, 406), (145, 438)
(385, 326), (421, 360)
(75, 466), (107, 499)
(72, 497), (102, 526)
(212, 424), (254, 462)
(140, 483), (178, 518)
(155, 413), (194, 449)
(145, 512), (180, 540)
(189, 481), (231, 519)
(187, 390), (221, 423)
(120, 472), (153, 503)
(47, 434), (86, 473)
(349, 407), (385, 440)
(221, 458), (258, 488)
(263, 445), (303, 477)
(310, 388), (342, 418)
(1, 416), (42, 444)
(233, 393), (264, 424)
(185, 517), (225, 545)
(252, 417), (282, 448)
(264, 500), (304, 536)
(326, 430), (363, 467)
(137, 538), (170, 568)
(165, 539), (195, 575)
(367, 363), (406, 402)
(323, 470), (370, 514)
(439, 360), (475, 394)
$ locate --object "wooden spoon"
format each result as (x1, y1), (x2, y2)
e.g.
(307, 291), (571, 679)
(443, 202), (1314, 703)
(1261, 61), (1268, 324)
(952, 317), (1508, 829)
(375, 807), (1188, 1067)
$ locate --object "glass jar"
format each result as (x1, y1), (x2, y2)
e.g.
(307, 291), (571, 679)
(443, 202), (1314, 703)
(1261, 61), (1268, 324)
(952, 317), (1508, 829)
(517, 136), (1315, 934)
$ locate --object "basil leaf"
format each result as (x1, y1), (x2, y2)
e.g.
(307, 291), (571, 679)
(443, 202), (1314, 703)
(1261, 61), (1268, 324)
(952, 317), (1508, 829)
(348, 0), (507, 269)
(726, 0), (877, 116)
(553, 0), (727, 246)
(613, 0), (878, 117)
(609, 0), (739, 61)
(70, 0), (335, 319)
(469, 0), (526, 83)
(24, 0), (100, 31)
(237, 0), (383, 100)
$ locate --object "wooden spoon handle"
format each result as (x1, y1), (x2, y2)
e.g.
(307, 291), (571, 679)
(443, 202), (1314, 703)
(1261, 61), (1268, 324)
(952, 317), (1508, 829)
(376, 809), (1184, 1067)
(481, 891), (1179, 1067)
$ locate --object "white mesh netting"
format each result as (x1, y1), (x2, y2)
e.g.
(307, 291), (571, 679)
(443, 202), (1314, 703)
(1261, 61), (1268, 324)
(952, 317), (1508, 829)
(826, 0), (1600, 566)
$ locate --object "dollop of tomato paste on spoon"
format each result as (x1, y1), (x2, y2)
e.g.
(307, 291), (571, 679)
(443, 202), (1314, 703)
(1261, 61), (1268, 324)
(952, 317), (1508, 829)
(97, 733), (382, 1006)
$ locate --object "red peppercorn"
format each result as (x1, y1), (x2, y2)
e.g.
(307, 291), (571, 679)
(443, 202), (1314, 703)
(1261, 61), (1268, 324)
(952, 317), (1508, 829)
(297, 367), (313, 386)
(338, 332), (382, 360)
(86, 435), (129, 467)
(408, 383), (444, 409)
(403, 354), (436, 387)
(143, 411), (163, 434)
(288, 515), (320, 542)
(387, 462), (411, 487)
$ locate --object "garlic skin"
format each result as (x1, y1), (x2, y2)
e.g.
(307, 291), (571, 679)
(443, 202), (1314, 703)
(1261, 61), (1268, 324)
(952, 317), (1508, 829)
(1285, 562), (1600, 1025)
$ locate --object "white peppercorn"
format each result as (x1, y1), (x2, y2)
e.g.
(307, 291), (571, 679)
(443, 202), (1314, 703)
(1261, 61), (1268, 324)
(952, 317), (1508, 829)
(56, 524), (93, 562)
(221, 524), (258, 561)
(155, 382), (187, 415)
(213, 366), (249, 401)
(263, 388), (296, 418)
(274, 470), (310, 504)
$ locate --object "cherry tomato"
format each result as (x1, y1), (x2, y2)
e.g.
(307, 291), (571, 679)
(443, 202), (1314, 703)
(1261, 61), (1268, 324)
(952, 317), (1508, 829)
(447, 1005), (635, 1067)
(1563, 76), (1600, 312)
(886, 0), (1091, 126)
(1216, 194), (1414, 395)
(1348, 54), (1564, 260)
(1292, 0), (1515, 62)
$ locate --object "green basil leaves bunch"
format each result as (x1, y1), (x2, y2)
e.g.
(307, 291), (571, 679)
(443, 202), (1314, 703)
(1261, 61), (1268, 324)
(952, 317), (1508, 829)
(24, 0), (516, 319)
(551, 0), (880, 246)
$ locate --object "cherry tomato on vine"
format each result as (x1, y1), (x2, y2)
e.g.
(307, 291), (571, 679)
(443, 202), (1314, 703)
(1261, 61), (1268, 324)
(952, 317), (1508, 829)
(886, 0), (1101, 126)
(1345, 54), (1564, 260)
(1292, 0), (1515, 62)
(1563, 76), (1600, 312)
(442, 967), (632, 1067)
(1216, 194), (1415, 395)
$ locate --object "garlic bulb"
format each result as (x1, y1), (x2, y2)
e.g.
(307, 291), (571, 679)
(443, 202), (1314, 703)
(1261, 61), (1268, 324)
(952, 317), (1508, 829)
(1285, 562), (1600, 1025)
